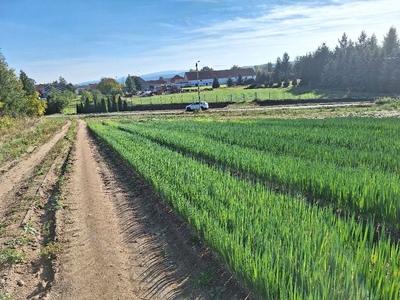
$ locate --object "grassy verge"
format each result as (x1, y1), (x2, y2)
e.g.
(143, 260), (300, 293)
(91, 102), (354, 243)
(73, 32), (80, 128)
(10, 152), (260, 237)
(0, 117), (67, 165)
(0, 118), (77, 298)
(63, 86), (394, 115)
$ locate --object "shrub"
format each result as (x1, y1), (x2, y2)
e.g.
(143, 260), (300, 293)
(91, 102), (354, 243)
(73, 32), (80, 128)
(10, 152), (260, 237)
(244, 78), (255, 85)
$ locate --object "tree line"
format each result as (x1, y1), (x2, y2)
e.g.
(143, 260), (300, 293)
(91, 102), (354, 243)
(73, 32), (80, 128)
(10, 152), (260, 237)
(253, 26), (400, 93)
(76, 75), (143, 113)
(1, 26), (399, 116)
(0, 53), (46, 116)
(0, 52), (76, 116)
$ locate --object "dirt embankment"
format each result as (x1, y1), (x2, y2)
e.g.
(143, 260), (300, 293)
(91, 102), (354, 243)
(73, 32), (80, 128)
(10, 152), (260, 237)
(1, 119), (250, 300)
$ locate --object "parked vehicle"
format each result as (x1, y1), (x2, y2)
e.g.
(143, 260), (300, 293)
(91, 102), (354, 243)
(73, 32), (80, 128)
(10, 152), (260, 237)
(185, 101), (209, 111)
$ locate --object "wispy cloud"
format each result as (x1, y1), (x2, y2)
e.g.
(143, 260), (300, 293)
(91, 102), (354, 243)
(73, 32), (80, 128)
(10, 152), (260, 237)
(191, 0), (396, 38)
(3, 0), (398, 83)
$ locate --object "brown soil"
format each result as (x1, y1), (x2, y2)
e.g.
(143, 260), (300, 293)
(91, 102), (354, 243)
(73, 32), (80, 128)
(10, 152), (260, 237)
(0, 119), (251, 300)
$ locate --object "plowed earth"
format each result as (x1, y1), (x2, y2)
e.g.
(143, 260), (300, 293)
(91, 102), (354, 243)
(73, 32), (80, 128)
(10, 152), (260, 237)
(0, 119), (250, 300)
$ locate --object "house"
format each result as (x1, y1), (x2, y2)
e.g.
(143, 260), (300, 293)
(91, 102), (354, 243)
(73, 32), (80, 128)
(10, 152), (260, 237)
(183, 68), (256, 87)
(35, 82), (67, 98)
(146, 79), (167, 90)
(214, 68), (256, 84)
(169, 75), (184, 84)
(167, 75), (189, 88)
(183, 70), (214, 87)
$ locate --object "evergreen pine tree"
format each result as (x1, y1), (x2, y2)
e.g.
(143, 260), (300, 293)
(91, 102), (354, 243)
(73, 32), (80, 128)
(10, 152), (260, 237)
(237, 74), (243, 85)
(227, 77), (234, 87)
(212, 76), (220, 88)
(118, 95), (123, 111)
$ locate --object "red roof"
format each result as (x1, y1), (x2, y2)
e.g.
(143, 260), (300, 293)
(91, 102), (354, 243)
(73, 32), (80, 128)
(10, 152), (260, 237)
(147, 80), (166, 85)
(184, 68), (255, 81)
(170, 75), (184, 83)
(35, 84), (46, 92)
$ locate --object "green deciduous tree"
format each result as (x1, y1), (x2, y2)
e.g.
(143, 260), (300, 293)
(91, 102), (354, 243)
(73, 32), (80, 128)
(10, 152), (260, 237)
(201, 66), (213, 71)
(97, 77), (122, 96)
(19, 70), (35, 96)
(45, 88), (74, 114)
(18, 70), (46, 116)
(125, 75), (136, 94)
(0, 53), (27, 114)
(133, 76), (142, 91)
(26, 92), (47, 116)
(66, 83), (76, 93)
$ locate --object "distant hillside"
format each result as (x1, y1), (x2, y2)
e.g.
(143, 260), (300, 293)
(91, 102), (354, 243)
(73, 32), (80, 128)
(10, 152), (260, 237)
(140, 70), (186, 81)
(78, 70), (186, 86)
(78, 80), (100, 86)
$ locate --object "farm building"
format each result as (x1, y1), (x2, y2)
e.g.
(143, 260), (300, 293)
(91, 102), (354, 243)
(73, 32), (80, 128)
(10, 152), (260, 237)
(183, 68), (256, 87)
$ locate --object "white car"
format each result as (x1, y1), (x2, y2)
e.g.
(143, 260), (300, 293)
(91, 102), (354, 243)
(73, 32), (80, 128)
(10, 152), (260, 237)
(185, 101), (209, 111)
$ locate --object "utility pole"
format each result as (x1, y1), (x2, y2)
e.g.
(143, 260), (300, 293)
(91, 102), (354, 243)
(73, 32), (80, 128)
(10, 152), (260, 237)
(196, 61), (200, 105)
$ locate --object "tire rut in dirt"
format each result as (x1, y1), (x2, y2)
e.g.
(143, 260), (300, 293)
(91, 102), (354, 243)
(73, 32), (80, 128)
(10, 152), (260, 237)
(0, 122), (74, 300)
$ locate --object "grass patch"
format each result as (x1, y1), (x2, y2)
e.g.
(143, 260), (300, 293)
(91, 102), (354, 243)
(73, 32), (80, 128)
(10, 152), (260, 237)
(375, 97), (400, 109)
(62, 95), (80, 114)
(0, 117), (67, 165)
(122, 86), (389, 107)
(0, 293), (14, 300)
(4, 234), (34, 246)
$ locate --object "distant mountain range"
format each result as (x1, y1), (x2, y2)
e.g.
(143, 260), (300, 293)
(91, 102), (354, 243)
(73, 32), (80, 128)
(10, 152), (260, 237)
(139, 70), (186, 81)
(77, 66), (258, 86)
(78, 70), (186, 86)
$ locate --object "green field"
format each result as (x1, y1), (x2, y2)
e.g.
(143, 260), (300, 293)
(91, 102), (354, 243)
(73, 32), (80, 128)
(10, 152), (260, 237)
(63, 86), (391, 115)
(129, 86), (380, 106)
(88, 116), (400, 299)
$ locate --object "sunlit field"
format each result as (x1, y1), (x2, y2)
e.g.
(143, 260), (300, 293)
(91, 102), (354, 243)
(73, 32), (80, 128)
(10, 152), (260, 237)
(88, 116), (400, 299)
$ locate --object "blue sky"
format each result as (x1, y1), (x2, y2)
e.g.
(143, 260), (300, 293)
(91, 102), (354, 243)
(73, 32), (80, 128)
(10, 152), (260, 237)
(0, 0), (398, 84)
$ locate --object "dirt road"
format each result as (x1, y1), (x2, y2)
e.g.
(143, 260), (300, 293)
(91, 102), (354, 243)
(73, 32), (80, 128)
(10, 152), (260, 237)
(1, 119), (249, 299)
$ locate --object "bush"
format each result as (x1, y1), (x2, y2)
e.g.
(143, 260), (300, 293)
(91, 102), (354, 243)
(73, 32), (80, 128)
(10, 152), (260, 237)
(375, 97), (400, 108)
(244, 78), (255, 85)
(245, 83), (265, 89)
(45, 89), (75, 114)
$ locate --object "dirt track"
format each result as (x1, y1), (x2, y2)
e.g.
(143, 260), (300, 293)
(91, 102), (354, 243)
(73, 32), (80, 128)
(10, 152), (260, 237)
(0, 119), (249, 299)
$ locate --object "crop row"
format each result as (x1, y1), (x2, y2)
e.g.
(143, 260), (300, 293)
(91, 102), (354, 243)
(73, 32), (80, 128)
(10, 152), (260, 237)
(88, 119), (399, 299)
(128, 117), (400, 173)
(114, 120), (400, 228)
